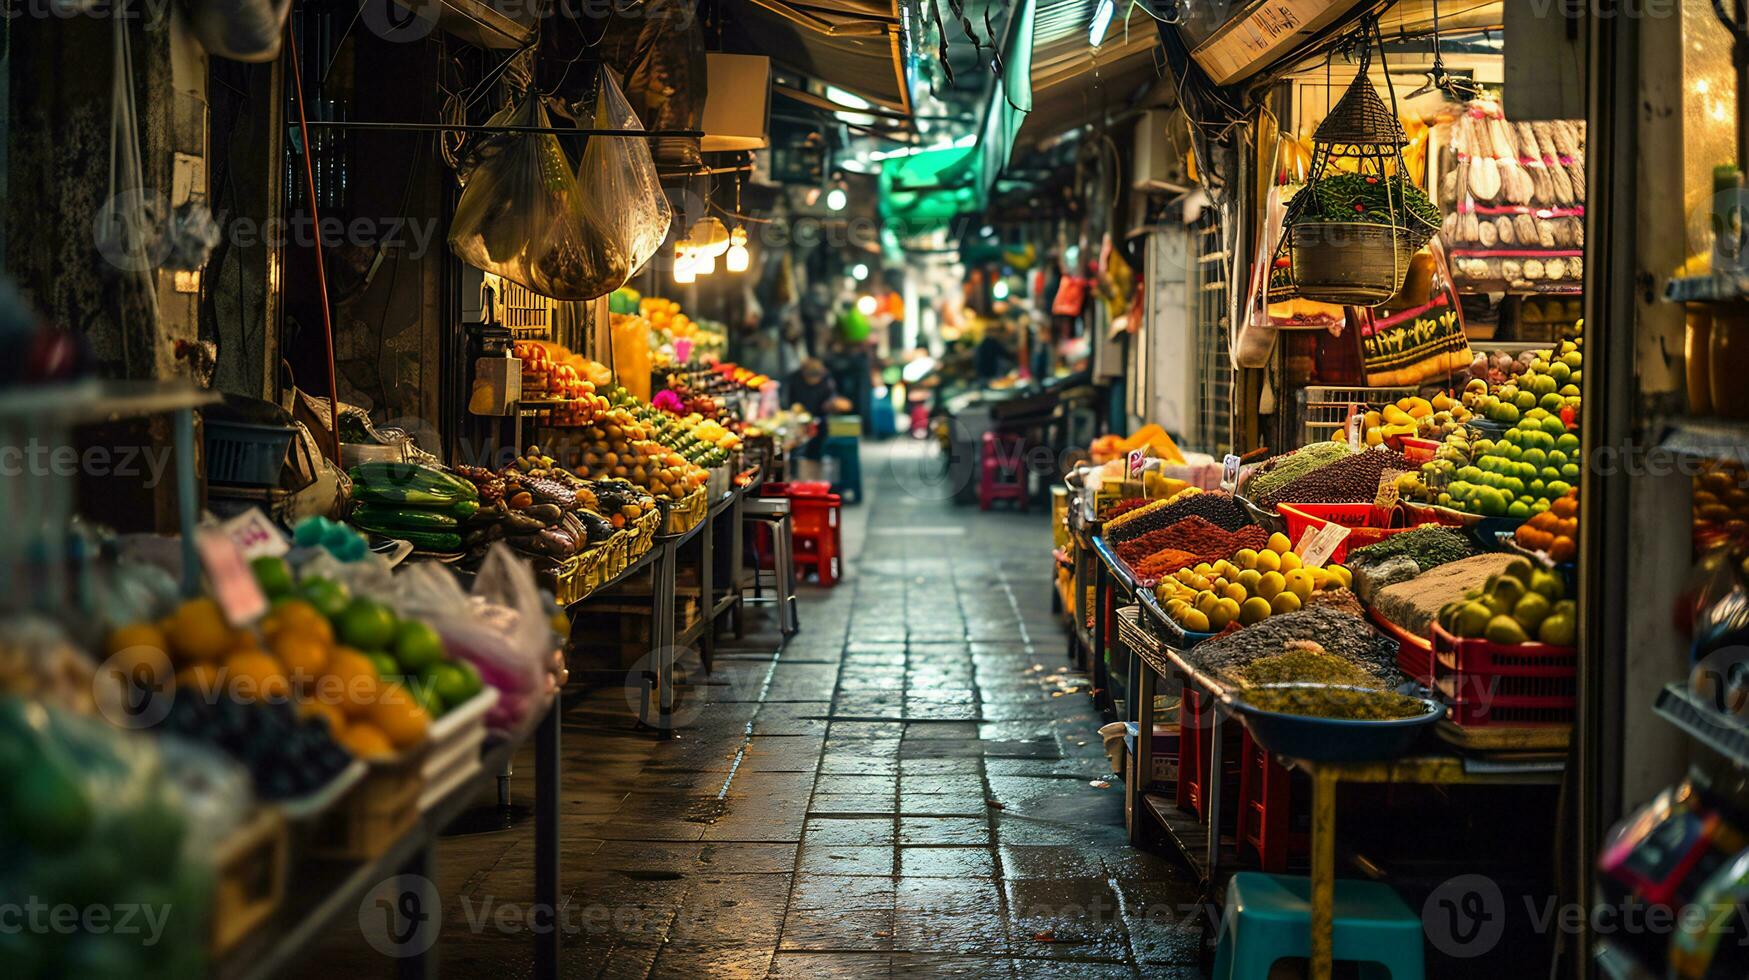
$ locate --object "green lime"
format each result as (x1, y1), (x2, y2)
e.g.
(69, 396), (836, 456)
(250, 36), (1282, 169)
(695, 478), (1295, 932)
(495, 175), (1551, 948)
(250, 556), (296, 597)
(300, 576), (351, 618)
(426, 662), (475, 710)
(366, 651), (402, 681)
(337, 597), (397, 649)
(393, 620), (447, 673)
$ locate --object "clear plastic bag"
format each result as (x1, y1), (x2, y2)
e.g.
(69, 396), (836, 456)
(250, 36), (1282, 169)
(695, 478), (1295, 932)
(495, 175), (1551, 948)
(577, 69), (673, 280)
(449, 94), (627, 301)
(184, 0), (292, 63)
(391, 546), (555, 732)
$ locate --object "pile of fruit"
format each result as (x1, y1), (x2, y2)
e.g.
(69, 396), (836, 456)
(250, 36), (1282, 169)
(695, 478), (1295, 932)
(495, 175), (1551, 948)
(1422, 409), (1579, 517)
(1693, 460), (1749, 544)
(712, 362), (773, 391)
(1335, 394), (1472, 448)
(1514, 490), (1579, 563)
(1156, 532), (1354, 633)
(514, 340), (614, 426)
(566, 390), (709, 501)
(635, 405), (742, 469)
(348, 461), (481, 553)
(1434, 557), (1576, 646)
(1462, 336), (1583, 427)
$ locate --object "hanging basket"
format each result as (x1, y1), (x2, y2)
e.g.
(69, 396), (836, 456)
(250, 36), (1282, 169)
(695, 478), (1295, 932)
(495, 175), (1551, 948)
(1289, 221), (1425, 305)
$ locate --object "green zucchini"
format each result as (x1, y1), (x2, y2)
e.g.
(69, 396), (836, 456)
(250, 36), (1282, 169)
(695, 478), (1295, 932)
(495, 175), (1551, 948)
(349, 519), (463, 552)
(451, 499), (481, 518)
(349, 462), (478, 505)
(351, 505), (459, 530)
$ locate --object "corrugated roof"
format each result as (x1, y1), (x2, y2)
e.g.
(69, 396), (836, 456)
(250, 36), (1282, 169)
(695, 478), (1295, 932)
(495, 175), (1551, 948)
(1018, 0), (1163, 145)
(729, 0), (911, 113)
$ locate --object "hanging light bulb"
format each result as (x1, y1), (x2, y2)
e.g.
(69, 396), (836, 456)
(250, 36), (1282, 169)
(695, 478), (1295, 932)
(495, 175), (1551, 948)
(673, 247), (695, 284)
(726, 226), (750, 273)
(695, 249), (716, 275)
(826, 187), (848, 212)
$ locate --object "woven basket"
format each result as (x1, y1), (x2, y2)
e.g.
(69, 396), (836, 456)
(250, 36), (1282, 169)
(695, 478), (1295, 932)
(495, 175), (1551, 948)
(661, 487), (708, 535)
(1289, 221), (1424, 305)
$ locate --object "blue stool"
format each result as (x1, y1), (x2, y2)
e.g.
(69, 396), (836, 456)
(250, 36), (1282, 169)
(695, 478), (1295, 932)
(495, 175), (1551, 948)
(821, 435), (863, 505)
(1214, 872), (1425, 980)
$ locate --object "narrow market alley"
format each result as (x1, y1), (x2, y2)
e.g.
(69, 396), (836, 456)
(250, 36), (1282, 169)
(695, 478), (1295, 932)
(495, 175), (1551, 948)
(315, 441), (1206, 978)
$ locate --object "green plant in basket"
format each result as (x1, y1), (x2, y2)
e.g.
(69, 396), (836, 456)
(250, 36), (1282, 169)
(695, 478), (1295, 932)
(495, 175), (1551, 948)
(1291, 172), (1439, 231)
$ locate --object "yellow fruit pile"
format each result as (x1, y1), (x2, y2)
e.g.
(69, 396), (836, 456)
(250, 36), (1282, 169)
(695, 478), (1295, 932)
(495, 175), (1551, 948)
(1155, 532), (1353, 633)
(107, 596), (430, 760)
(1331, 394), (1471, 448)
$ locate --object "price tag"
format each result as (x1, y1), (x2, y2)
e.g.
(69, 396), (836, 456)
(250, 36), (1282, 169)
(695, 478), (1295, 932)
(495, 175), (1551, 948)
(1374, 471), (1402, 511)
(196, 528), (269, 626)
(1221, 453), (1242, 492)
(1292, 525), (1321, 557)
(222, 508), (288, 560)
(1127, 447), (1147, 480)
(1299, 523), (1352, 569)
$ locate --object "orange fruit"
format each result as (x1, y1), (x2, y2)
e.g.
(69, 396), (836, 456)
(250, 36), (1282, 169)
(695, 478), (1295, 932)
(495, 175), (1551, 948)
(165, 598), (235, 662)
(105, 622), (169, 659)
(297, 697), (347, 735)
(224, 650), (290, 703)
(369, 683), (431, 750)
(263, 599), (334, 646)
(272, 632), (331, 688)
(338, 722), (395, 759)
(323, 648), (382, 718)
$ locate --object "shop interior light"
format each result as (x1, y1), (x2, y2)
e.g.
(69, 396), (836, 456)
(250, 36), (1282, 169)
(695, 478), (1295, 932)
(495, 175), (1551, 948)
(857, 294), (879, 316)
(826, 187), (848, 212)
(726, 226), (750, 273)
(852, 262), (870, 281)
(1089, 0), (1115, 47)
(673, 249), (695, 284)
(992, 280), (1010, 301)
(688, 216), (732, 258)
(695, 250), (716, 275)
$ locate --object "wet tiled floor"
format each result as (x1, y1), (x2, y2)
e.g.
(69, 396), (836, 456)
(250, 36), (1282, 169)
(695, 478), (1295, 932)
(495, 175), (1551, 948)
(313, 441), (1206, 978)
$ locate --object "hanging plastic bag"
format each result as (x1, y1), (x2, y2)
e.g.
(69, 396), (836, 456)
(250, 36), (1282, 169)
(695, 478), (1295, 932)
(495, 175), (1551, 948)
(576, 69), (673, 281)
(449, 94), (627, 301)
(95, 18), (161, 323)
(183, 0), (292, 63)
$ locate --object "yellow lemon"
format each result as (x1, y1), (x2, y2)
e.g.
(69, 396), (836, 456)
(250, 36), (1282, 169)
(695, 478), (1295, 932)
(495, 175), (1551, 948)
(1327, 564), (1353, 590)
(1233, 549), (1259, 570)
(1223, 582), (1248, 603)
(1237, 569), (1263, 593)
(1271, 591), (1303, 615)
(1216, 597), (1242, 624)
(1285, 569), (1316, 601)
(1240, 597), (1273, 625)
(1180, 608), (1211, 633)
(1256, 571), (1286, 602)
(1253, 549), (1281, 573)
(1267, 532), (1293, 553)
(1278, 550), (1303, 572)
(1196, 591), (1222, 615)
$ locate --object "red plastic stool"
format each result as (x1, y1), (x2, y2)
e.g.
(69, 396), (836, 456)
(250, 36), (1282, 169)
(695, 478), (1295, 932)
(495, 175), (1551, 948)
(760, 483), (841, 587)
(1237, 730), (1309, 873)
(979, 431), (1028, 511)
(1176, 685), (1243, 825)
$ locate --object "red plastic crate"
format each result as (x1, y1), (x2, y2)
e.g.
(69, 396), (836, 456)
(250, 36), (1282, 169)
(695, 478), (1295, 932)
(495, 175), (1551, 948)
(1431, 622), (1576, 727)
(1175, 683), (1243, 825)
(1237, 729), (1308, 873)
(1368, 609), (1433, 686)
(1276, 502), (1435, 564)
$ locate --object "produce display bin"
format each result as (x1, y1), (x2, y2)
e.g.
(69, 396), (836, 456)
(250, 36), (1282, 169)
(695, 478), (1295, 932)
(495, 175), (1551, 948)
(1369, 608), (1433, 686)
(1431, 623), (1576, 727)
(209, 808), (288, 956)
(204, 419), (296, 487)
(661, 487), (708, 535)
(420, 688), (500, 811)
(300, 744), (429, 861)
(1276, 502), (1432, 564)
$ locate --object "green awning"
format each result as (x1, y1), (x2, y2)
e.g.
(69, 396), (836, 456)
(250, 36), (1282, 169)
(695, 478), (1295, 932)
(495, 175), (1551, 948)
(879, 0), (1034, 236)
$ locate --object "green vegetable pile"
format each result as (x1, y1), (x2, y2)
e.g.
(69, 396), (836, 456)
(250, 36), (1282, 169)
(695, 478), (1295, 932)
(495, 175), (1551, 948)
(1240, 442), (1352, 504)
(1347, 525), (1478, 574)
(1292, 172), (1439, 230)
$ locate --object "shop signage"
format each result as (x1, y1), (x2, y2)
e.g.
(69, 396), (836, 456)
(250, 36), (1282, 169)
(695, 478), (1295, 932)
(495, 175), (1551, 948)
(1191, 0), (1368, 86)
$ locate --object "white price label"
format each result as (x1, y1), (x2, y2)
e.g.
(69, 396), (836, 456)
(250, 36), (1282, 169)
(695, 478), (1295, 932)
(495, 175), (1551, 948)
(1346, 406), (1366, 451)
(1374, 472), (1401, 511)
(1292, 525), (1321, 557)
(1221, 453), (1242, 492)
(1128, 447), (1147, 479)
(222, 508), (289, 560)
(1299, 523), (1352, 569)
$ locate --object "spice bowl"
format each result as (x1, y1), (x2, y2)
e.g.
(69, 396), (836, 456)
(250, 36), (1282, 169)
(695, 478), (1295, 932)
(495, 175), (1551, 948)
(1223, 683), (1444, 763)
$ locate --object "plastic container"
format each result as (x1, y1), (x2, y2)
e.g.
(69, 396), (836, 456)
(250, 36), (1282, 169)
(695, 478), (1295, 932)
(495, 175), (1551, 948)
(1225, 683), (1445, 762)
(420, 687), (500, 811)
(1431, 622), (1576, 727)
(204, 418), (295, 487)
(1276, 502), (1432, 564)
(1369, 608), (1433, 686)
(1395, 436), (1440, 463)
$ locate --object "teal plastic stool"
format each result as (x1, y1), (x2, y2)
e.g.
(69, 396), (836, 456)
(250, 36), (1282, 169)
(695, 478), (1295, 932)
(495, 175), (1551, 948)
(1214, 872), (1425, 980)
(822, 435), (863, 504)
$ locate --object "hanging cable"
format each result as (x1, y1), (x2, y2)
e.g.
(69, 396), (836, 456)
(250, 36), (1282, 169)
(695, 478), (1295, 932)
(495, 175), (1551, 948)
(284, 22), (344, 464)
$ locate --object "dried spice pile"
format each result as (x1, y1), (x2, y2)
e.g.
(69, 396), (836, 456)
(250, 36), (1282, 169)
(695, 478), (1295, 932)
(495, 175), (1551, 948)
(1187, 606), (1400, 685)
(1240, 684), (1430, 721)
(1254, 447), (1410, 508)
(1131, 525), (1271, 581)
(1106, 490), (1251, 544)
(1240, 442), (1352, 503)
(1223, 642), (1378, 689)
(1347, 525), (1478, 573)
(1115, 516), (1250, 564)
(1099, 498), (1151, 522)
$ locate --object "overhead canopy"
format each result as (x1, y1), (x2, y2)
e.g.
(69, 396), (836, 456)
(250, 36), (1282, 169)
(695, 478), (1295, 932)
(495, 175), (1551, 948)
(728, 0), (911, 113)
(879, 0), (1035, 236)
(1017, 0), (1162, 147)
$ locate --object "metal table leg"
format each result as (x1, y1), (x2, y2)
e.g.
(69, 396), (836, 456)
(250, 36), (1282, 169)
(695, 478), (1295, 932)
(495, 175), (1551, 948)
(728, 493), (746, 638)
(174, 408), (200, 597)
(1129, 659), (1156, 847)
(395, 845), (436, 980)
(534, 695), (561, 980)
(654, 538), (677, 737)
(1207, 704), (1224, 881)
(1310, 768), (1338, 980)
(699, 508), (715, 674)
